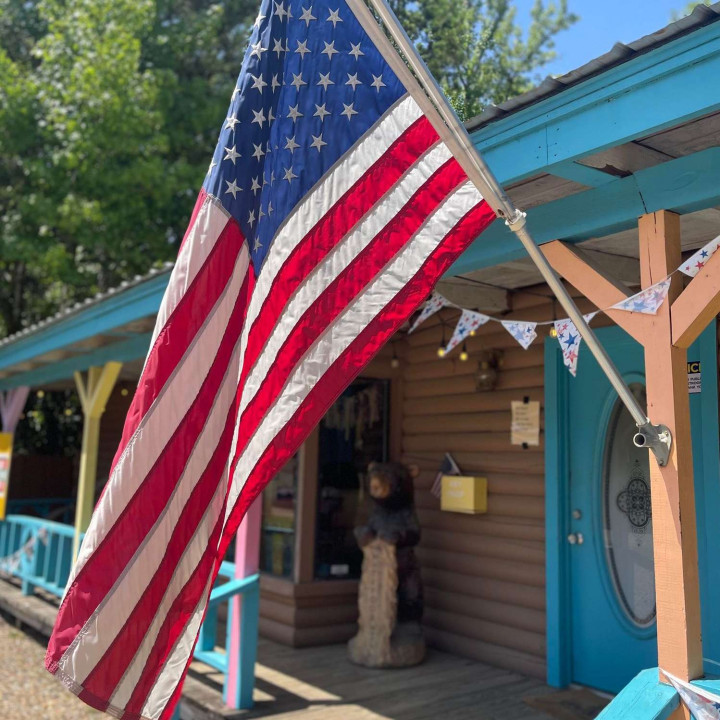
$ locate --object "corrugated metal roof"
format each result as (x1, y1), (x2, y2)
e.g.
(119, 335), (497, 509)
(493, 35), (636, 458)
(466, 2), (720, 132)
(0, 263), (173, 349)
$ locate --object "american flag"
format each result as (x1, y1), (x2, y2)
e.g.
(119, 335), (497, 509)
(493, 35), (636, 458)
(45, 1), (495, 717)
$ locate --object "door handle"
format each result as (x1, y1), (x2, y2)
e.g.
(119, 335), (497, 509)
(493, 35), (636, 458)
(567, 532), (584, 545)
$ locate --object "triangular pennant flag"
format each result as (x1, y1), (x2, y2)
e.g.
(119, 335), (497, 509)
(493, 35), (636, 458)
(664, 671), (720, 720)
(502, 320), (537, 350)
(612, 278), (671, 315)
(553, 313), (596, 377)
(431, 453), (462, 498)
(680, 234), (720, 277)
(409, 293), (450, 333)
(445, 309), (490, 353)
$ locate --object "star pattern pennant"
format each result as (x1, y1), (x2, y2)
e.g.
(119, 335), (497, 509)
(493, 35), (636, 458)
(665, 671), (720, 720)
(502, 320), (537, 350)
(679, 234), (720, 277)
(445, 309), (490, 353)
(408, 293), (450, 333)
(553, 312), (596, 377)
(612, 278), (671, 315)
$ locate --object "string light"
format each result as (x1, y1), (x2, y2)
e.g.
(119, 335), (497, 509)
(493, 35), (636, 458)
(549, 326), (558, 338)
(437, 324), (447, 358)
(36, 390), (45, 399)
(390, 344), (400, 369)
(459, 342), (469, 362)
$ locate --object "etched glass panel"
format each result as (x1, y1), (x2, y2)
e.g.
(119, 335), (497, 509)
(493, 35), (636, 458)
(602, 384), (656, 628)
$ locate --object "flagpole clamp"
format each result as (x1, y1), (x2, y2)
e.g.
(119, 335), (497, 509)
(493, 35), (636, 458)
(505, 210), (527, 233)
(633, 421), (672, 467)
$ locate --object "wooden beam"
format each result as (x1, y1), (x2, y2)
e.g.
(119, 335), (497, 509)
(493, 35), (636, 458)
(540, 241), (648, 342)
(671, 248), (720, 349)
(72, 362), (122, 558)
(638, 212), (702, 697)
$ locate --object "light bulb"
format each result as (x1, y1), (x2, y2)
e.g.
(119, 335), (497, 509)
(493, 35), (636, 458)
(391, 356), (400, 369)
(549, 327), (558, 338)
(469, 330), (476, 337)
(121, 387), (129, 396)
(36, 390), (45, 399)
(437, 345), (446, 358)
(459, 342), (469, 362)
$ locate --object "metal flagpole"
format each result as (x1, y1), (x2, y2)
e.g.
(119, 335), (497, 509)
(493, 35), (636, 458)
(362, 0), (672, 466)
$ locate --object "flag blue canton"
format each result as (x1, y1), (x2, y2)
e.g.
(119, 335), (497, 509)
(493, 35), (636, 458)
(204, 0), (407, 272)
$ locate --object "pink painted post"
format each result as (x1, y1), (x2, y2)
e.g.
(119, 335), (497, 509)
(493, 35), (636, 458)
(0, 387), (30, 433)
(224, 495), (262, 709)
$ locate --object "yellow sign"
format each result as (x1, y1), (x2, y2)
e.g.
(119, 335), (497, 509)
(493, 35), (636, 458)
(441, 475), (487, 514)
(0, 433), (13, 521)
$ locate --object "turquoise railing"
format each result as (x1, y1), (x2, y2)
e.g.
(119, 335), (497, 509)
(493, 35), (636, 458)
(0, 516), (258, 711)
(0, 514), (76, 597)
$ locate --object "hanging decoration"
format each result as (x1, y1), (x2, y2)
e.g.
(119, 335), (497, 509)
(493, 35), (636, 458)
(553, 312), (597, 377)
(445, 309), (490, 353)
(407, 235), (718, 376)
(611, 277), (671, 315)
(501, 321), (537, 350)
(664, 670), (720, 719)
(680, 233), (720, 277)
(408, 292), (451, 333)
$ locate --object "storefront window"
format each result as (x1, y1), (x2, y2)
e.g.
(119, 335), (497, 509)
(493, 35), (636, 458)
(314, 378), (389, 580)
(260, 455), (298, 578)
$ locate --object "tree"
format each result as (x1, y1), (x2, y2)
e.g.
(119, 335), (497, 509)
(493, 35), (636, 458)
(387, 0), (578, 120)
(671, 0), (712, 20)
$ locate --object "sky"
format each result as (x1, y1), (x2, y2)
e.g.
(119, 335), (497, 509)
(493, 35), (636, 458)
(516, 0), (694, 78)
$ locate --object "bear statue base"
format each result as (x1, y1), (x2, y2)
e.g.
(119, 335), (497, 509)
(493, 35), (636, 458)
(347, 538), (426, 668)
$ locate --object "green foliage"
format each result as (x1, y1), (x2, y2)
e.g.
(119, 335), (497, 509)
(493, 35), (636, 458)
(14, 390), (82, 457)
(671, 0), (712, 20)
(388, 0), (577, 120)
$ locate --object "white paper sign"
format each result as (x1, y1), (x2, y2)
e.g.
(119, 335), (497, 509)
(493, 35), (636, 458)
(511, 401), (540, 446)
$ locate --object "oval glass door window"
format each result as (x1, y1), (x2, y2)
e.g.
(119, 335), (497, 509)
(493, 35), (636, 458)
(602, 383), (656, 628)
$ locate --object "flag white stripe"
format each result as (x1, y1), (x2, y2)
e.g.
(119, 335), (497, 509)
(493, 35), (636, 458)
(146, 199), (230, 362)
(60, 324), (246, 687)
(238, 141), (450, 419)
(68, 245), (249, 584)
(225, 180), (482, 521)
(141, 580), (214, 720)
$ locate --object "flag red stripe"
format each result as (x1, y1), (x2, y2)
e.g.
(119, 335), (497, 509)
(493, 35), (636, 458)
(47, 245), (254, 667)
(80, 413), (237, 699)
(219, 198), (496, 563)
(237, 116), (438, 397)
(111, 219), (241, 471)
(232, 158), (465, 470)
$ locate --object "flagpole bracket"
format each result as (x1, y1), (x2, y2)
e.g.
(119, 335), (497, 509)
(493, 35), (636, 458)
(634, 421), (672, 467)
(505, 210), (527, 233)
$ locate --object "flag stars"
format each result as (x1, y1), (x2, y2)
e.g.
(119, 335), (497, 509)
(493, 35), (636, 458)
(250, 176), (261, 195)
(290, 72), (307, 90)
(295, 39), (311, 59)
(206, 160), (217, 177)
(346, 72), (362, 90)
(225, 179), (242, 198)
(327, 8), (343, 27)
(317, 72), (334, 90)
(310, 133), (327, 152)
(249, 73), (267, 93)
(371, 74), (386, 92)
(251, 108), (267, 127)
(248, 209), (256, 227)
(321, 41), (338, 60)
(271, 74), (281, 92)
(341, 102), (358, 120)
(272, 38), (287, 57)
(283, 167), (298, 183)
(252, 143), (265, 161)
(287, 103), (303, 121)
(250, 41), (267, 59)
(349, 42), (364, 60)
(300, 5), (317, 25)
(253, 12), (266, 28)
(268, 201), (275, 215)
(224, 113), (240, 130)
(314, 103), (330, 121)
(284, 135), (300, 153)
(273, 1), (288, 20)
(253, 236), (263, 252)
(223, 145), (241, 164)
(268, 107), (277, 124)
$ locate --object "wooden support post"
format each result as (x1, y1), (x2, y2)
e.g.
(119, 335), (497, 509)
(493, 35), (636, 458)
(638, 212), (702, 693)
(224, 496), (262, 709)
(73, 363), (122, 559)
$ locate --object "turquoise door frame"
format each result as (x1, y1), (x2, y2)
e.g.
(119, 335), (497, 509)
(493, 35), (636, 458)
(545, 323), (720, 688)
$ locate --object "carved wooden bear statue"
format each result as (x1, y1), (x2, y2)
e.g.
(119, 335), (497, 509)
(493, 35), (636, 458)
(348, 462), (425, 668)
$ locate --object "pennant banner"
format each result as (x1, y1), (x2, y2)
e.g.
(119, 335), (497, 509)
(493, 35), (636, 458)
(445, 309), (490, 353)
(431, 452), (461, 499)
(612, 278), (671, 315)
(409, 293), (451, 334)
(665, 671), (720, 720)
(680, 234), (720, 277)
(502, 320), (537, 350)
(554, 312), (597, 377)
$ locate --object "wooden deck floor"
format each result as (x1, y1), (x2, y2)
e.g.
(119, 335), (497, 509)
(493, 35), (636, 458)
(183, 639), (564, 720)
